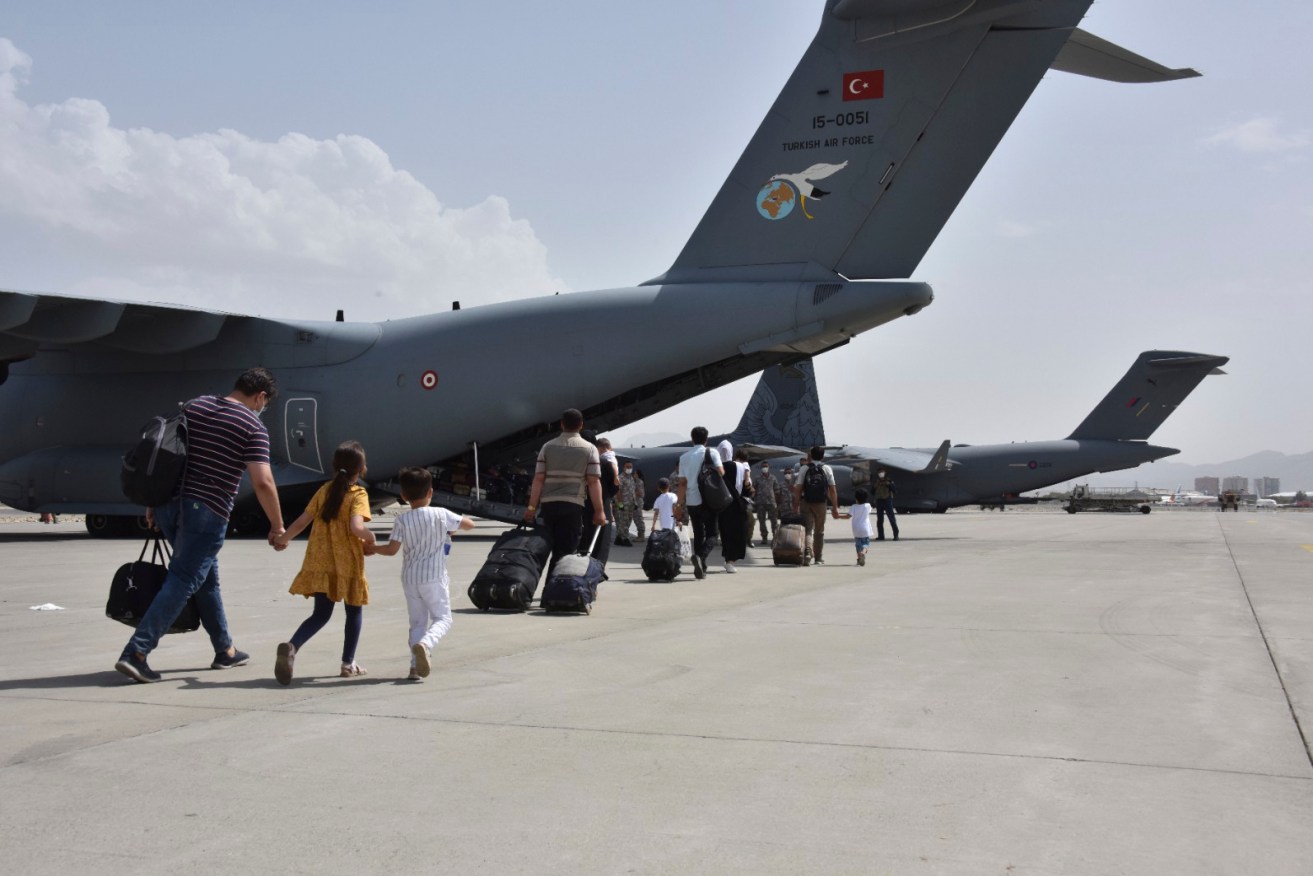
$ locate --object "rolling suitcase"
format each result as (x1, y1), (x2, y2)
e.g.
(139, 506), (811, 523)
(106, 535), (201, 634)
(772, 523), (806, 566)
(641, 528), (682, 582)
(468, 522), (552, 612)
(542, 526), (607, 614)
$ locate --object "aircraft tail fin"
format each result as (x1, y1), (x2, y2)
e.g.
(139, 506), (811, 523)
(651, 0), (1190, 285)
(922, 439), (952, 473)
(1066, 351), (1228, 441)
(728, 359), (826, 449)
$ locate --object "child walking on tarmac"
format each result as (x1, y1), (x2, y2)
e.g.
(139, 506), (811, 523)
(850, 488), (872, 566)
(273, 440), (376, 684)
(371, 467), (474, 681)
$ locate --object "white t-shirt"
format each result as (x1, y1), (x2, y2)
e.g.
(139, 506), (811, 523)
(678, 446), (722, 506)
(850, 503), (873, 538)
(653, 492), (677, 529)
(388, 506), (464, 587)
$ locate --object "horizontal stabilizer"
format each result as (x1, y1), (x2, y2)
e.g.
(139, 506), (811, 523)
(1051, 28), (1201, 83)
(1067, 350), (1228, 441)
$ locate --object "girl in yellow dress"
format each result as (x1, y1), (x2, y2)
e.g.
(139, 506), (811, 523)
(272, 440), (376, 684)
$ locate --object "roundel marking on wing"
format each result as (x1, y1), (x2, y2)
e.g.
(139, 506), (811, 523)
(421, 370), (438, 390)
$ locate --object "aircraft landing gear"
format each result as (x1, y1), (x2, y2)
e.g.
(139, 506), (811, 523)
(85, 514), (152, 538)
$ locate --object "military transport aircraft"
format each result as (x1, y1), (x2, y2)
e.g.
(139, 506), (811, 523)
(0, 1), (1197, 534)
(706, 350), (1227, 513)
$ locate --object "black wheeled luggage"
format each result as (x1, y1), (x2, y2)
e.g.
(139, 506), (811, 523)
(106, 536), (200, 634)
(542, 527), (606, 614)
(468, 522), (552, 612)
(641, 528), (682, 582)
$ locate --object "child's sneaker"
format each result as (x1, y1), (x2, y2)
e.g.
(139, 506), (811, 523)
(407, 667), (424, 682)
(857, 554), (865, 567)
(412, 643), (431, 678)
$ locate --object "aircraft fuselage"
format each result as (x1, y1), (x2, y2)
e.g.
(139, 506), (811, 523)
(0, 279), (931, 516)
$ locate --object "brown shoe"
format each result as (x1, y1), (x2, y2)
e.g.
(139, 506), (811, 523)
(274, 643), (295, 686)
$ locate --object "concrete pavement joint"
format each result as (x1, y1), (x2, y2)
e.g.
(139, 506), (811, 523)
(9, 686), (1311, 785)
(1218, 516), (1313, 771)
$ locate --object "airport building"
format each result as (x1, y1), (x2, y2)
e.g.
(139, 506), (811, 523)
(1254, 476), (1280, 498)
(1222, 476), (1249, 494)
(1194, 476), (1220, 496)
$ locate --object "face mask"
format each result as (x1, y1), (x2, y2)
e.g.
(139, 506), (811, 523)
(624, 468), (633, 474)
(877, 472), (886, 478)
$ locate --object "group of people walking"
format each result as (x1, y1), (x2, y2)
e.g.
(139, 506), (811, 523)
(113, 383), (901, 686)
(115, 367), (474, 686)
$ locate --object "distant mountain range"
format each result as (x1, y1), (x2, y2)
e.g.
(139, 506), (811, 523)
(1067, 450), (1313, 494)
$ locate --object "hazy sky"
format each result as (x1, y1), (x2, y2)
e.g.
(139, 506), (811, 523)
(2, 1), (1309, 464)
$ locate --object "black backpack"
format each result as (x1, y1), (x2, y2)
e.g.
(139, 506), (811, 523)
(121, 403), (191, 508)
(802, 463), (829, 503)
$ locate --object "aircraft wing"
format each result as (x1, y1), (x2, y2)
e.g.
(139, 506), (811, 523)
(826, 443), (954, 474)
(0, 289), (379, 364)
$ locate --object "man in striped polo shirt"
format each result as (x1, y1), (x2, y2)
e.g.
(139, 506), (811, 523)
(115, 367), (286, 683)
(522, 408), (607, 571)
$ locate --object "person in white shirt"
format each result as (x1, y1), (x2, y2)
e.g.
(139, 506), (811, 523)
(850, 488), (873, 566)
(651, 478), (678, 532)
(675, 426), (724, 579)
(372, 467), (475, 681)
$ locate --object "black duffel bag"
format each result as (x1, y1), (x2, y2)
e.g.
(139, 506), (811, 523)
(106, 536), (200, 634)
(468, 522), (553, 612)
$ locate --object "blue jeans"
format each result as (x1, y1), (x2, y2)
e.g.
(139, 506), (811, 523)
(124, 498), (233, 658)
(854, 536), (870, 554)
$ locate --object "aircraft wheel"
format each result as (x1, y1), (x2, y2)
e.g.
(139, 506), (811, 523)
(85, 514), (116, 537)
(1065, 507), (1077, 515)
(1140, 505), (1152, 514)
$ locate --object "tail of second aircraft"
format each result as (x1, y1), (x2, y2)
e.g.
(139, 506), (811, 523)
(1067, 351), (1228, 442)
(728, 359), (826, 449)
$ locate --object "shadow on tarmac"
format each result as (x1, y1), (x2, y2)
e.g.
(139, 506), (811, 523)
(0, 533), (92, 544)
(0, 670), (416, 692)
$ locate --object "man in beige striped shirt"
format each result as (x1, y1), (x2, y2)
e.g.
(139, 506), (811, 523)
(524, 408), (606, 569)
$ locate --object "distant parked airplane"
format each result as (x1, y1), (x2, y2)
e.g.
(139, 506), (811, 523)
(623, 351), (1228, 515)
(1156, 486), (1218, 507)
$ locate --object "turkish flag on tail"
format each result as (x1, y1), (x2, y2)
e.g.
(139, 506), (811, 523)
(842, 70), (884, 101)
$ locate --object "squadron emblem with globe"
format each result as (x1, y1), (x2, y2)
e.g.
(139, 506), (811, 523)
(755, 161), (849, 220)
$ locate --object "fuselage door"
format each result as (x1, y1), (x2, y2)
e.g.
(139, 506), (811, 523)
(284, 397), (322, 473)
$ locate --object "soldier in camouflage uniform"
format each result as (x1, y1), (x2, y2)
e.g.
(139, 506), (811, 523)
(753, 461), (780, 544)
(776, 468), (798, 518)
(615, 462), (646, 545)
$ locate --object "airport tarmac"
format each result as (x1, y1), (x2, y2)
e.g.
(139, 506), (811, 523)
(2, 508), (1311, 874)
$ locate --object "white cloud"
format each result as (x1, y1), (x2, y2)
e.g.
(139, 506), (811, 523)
(0, 37), (567, 319)
(1204, 117), (1310, 154)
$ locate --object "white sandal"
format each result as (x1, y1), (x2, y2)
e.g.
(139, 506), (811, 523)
(340, 663), (367, 677)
